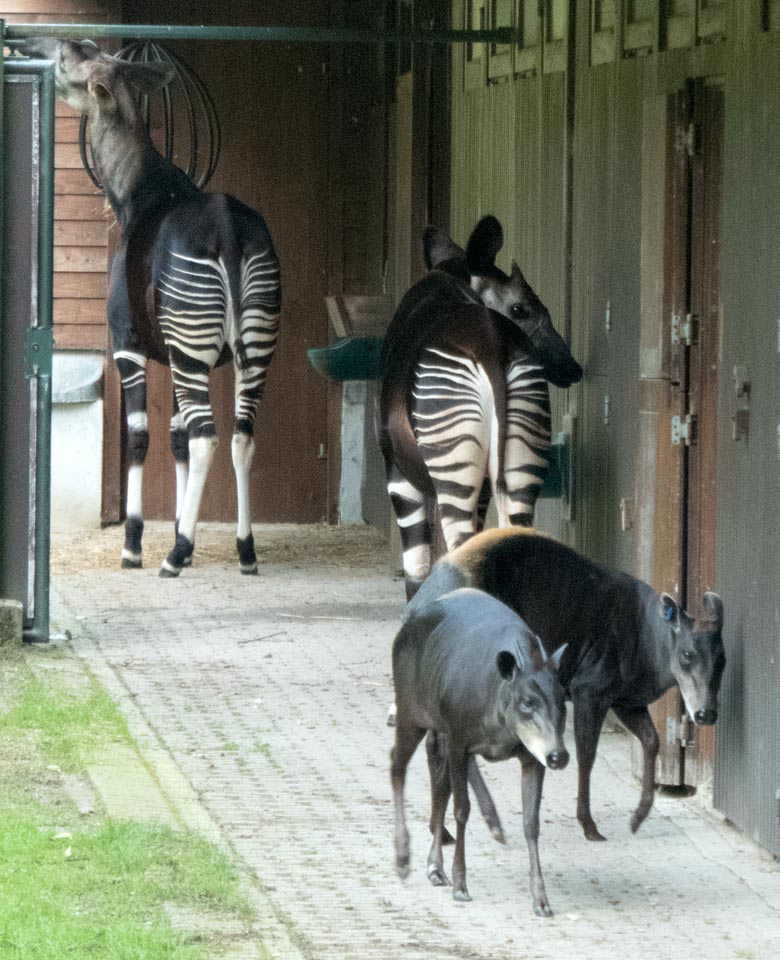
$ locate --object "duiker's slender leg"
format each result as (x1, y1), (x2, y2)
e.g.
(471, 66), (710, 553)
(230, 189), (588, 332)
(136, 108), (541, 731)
(572, 694), (610, 841)
(613, 704), (659, 833)
(448, 744), (472, 902)
(520, 753), (552, 917)
(390, 724), (426, 878)
(114, 350), (149, 569)
(426, 731), (452, 885)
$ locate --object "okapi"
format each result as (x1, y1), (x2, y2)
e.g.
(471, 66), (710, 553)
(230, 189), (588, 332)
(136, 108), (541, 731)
(378, 216), (582, 599)
(391, 587), (569, 915)
(411, 529), (726, 841)
(22, 38), (281, 576)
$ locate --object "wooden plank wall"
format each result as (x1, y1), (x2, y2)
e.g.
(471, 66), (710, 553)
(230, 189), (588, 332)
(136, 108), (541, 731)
(448, 0), (780, 854)
(2, 1), (119, 351)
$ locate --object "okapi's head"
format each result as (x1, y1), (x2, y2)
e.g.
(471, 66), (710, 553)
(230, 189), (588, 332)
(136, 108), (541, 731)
(423, 216), (583, 388)
(660, 592), (726, 726)
(497, 642), (570, 770)
(20, 38), (174, 121)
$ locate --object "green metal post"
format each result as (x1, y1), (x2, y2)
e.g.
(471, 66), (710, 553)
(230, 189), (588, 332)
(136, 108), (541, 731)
(4, 59), (55, 642)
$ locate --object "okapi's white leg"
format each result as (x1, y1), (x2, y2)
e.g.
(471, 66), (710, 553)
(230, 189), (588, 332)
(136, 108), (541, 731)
(169, 398), (191, 565)
(160, 350), (220, 578)
(229, 248), (281, 574)
(232, 431), (257, 574)
(160, 434), (218, 577)
(114, 350), (149, 569)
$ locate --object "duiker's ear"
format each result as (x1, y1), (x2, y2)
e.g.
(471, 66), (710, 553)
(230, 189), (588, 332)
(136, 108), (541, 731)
(422, 226), (465, 270)
(466, 215), (503, 276)
(496, 650), (517, 680)
(660, 593), (681, 631)
(120, 60), (176, 94)
(550, 643), (568, 672)
(702, 591), (723, 628)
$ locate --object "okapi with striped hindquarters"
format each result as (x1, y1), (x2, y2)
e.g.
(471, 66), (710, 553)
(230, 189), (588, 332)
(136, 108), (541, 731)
(412, 529), (726, 841)
(22, 39), (281, 576)
(378, 216), (582, 599)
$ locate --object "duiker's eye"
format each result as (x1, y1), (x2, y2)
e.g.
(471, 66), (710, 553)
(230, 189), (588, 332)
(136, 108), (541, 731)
(510, 303), (528, 318)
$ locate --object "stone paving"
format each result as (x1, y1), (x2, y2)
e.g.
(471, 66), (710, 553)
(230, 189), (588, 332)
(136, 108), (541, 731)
(52, 524), (780, 960)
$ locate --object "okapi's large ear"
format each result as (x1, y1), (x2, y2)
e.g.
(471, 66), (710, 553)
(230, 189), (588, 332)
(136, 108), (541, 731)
(702, 591), (724, 629)
(422, 226), (465, 270)
(549, 643), (568, 672)
(466, 215), (503, 276)
(660, 593), (681, 632)
(496, 650), (518, 680)
(120, 60), (176, 94)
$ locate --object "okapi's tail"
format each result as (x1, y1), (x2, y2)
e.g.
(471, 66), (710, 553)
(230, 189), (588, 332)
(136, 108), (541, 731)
(215, 195), (246, 369)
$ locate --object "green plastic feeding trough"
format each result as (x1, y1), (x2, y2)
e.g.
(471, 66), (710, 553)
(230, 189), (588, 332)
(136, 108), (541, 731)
(307, 336), (384, 382)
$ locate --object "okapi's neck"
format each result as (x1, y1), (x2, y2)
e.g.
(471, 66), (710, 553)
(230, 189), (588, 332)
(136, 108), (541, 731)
(88, 105), (199, 235)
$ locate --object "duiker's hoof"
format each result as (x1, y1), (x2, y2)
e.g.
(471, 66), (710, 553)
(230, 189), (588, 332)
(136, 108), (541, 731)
(533, 901), (553, 918)
(490, 825), (507, 845)
(426, 864), (450, 887)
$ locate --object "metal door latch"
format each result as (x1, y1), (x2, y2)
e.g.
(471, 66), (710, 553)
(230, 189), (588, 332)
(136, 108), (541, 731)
(671, 413), (698, 446)
(671, 313), (698, 347)
(667, 715), (695, 749)
(732, 365), (751, 441)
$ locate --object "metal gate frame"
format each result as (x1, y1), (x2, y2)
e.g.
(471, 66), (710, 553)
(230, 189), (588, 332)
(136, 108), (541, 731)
(0, 16), (517, 642)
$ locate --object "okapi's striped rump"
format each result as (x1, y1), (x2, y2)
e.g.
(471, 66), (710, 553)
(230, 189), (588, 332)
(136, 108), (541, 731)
(152, 193), (281, 436)
(410, 308), (552, 538)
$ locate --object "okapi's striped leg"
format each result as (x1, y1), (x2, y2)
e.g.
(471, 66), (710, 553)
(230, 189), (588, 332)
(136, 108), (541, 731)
(160, 353), (218, 578)
(494, 359), (552, 527)
(230, 249), (281, 574)
(114, 350), (149, 568)
(169, 393), (192, 566)
(387, 468), (434, 600)
(412, 348), (491, 552)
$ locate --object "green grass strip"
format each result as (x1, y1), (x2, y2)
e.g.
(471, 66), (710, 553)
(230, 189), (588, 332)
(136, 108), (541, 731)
(0, 652), (255, 959)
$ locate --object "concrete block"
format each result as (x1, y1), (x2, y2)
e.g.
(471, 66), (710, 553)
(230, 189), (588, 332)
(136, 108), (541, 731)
(0, 599), (23, 647)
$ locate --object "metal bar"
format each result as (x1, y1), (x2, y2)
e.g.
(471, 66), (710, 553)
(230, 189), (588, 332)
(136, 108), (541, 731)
(4, 22), (518, 46)
(4, 59), (55, 642)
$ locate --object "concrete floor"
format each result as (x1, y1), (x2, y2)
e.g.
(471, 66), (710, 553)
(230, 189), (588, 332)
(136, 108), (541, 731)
(51, 524), (780, 960)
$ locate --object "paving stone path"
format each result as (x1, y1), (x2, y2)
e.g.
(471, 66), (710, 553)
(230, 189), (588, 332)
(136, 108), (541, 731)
(52, 525), (779, 960)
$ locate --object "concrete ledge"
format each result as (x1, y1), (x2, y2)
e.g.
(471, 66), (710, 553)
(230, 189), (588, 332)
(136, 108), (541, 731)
(0, 599), (23, 647)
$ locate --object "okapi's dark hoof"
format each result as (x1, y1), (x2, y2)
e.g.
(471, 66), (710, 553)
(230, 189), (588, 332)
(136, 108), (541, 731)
(237, 534), (258, 575)
(160, 533), (194, 578)
(120, 554), (143, 569)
